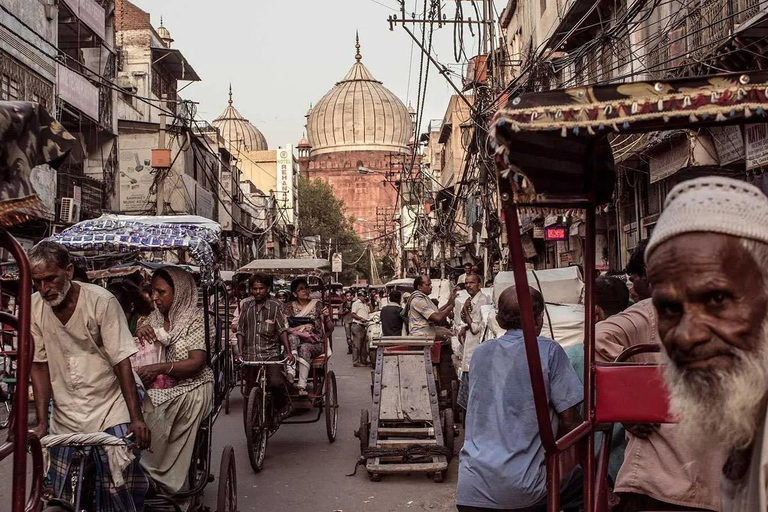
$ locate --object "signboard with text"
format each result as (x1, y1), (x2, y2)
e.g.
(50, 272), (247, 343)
(711, 126), (745, 165)
(275, 145), (295, 224)
(544, 226), (568, 241)
(746, 123), (768, 170)
(332, 253), (342, 273)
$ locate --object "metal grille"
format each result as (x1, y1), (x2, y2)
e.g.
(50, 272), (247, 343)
(734, 0), (760, 23)
(0, 49), (53, 109)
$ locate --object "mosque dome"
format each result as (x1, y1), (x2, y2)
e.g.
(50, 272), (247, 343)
(156, 18), (173, 47)
(212, 86), (269, 153)
(307, 35), (412, 156)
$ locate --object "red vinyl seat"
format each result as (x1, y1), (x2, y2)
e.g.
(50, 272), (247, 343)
(594, 363), (674, 424)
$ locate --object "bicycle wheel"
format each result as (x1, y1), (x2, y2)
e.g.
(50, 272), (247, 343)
(246, 385), (268, 472)
(217, 445), (237, 512)
(325, 371), (338, 442)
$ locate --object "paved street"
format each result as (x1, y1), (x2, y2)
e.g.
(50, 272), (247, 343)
(1, 328), (458, 512)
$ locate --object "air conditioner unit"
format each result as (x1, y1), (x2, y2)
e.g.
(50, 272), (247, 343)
(60, 198), (81, 224)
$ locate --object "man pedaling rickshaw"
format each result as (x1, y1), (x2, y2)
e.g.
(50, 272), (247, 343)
(237, 272), (295, 419)
(29, 241), (151, 511)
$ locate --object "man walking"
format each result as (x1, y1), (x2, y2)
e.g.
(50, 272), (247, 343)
(29, 241), (150, 511)
(380, 290), (405, 337)
(237, 273), (294, 418)
(457, 262), (474, 285)
(341, 291), (354, 354)
(457, 286), (584, 512)
(350, 291), (370, 367)
(456, 273), (492, 409)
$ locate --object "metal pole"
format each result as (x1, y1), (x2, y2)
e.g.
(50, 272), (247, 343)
(156, 94), (167, 215)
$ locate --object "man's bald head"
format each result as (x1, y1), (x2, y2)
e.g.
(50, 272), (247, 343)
(497, 286), (545, 335)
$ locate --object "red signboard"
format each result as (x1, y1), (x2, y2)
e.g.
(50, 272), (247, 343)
(544, 226), (568, 241)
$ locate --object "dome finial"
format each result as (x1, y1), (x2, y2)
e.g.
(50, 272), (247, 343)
(355, 31), (362, 62)
(228, 83), (233, 106)
(160, 16), (163, 27)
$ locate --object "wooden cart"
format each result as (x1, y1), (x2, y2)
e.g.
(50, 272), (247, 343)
(356, 337), (455, 482)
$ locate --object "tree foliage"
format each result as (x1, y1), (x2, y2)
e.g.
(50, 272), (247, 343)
(297, 176), (370, 284)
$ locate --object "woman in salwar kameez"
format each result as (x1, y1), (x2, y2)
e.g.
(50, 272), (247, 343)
(285, 278), (334, 395)
(134, 267), (214, 494)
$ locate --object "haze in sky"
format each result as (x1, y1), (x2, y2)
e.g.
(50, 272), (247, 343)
(131, 0), (495, 148)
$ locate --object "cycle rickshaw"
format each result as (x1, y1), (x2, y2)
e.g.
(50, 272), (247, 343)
(0, 100), (74, 512)
(489, 71), (768, 511)
(47, 213), (238, 512)
(234, 258), (339, 472)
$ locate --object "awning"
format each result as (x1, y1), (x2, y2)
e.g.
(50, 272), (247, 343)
(151, 47), (201, 81)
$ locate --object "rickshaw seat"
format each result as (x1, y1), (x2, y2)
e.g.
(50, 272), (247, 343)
(594, 363), (674, 424)
(311, 354), (327, 368)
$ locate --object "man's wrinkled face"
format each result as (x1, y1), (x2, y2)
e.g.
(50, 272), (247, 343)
(31, 260), (73, 307)
(648, 233), (768, 449)
(649, 233), (767, 373)
(465, 274), (481, 297)
(419, 276), (433, 295)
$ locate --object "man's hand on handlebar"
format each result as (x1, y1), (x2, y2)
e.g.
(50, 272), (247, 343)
(128, 419), (151, 450)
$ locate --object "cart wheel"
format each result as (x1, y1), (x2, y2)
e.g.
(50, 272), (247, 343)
(325, 371), (339, 442)
(217, 445), (237, 512)
(443, 408), (455, 461)
(246, 385), (268, 472)
(433, 471), (444, 483)
(355, 409), (370, 454)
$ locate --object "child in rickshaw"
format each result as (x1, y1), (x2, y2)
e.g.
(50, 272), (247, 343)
(284, 278), (334, 396)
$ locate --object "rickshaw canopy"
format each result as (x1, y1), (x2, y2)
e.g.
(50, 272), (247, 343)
(491, 71), (768, 207)
(238, 258), (331, 276)
(49, 214), (221, 283)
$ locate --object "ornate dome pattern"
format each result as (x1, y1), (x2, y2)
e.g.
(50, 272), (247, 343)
(307, 37), (412, 156)
(213, 86), (268, 153)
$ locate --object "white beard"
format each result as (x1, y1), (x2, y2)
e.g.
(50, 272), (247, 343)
(44, 279), (71, 308)
(661, 327), (768, 451)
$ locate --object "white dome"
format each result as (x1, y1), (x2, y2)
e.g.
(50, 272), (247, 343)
(212, 87), (268, 152)
(307, 38), (412, 156)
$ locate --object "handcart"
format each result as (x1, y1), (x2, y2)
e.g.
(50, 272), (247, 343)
(356, 336), (455, 482)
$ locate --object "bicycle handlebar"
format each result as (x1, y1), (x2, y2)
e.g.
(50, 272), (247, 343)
(238, 358), (290, 367)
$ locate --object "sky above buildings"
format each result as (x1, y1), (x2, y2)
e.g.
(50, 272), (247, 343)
(131, 0), (497, 148)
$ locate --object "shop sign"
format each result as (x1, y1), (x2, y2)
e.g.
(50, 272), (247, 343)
(746, 123), (768, 170)
(650, 138), (689, 183)
(544, 226), (568, 241)
(710, 126), (744, 165)
(57, 63), (99, 121)
(275, 145), (295, 224)
(559, 251), (574, 264)
(521, 235), (537, 259)
(332, 253), (342, 273)
(533, 226), (545, 239)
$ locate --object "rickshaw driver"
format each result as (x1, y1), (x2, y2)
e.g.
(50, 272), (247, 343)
(28, 241), (150, 511)
(237, 272), (295, 419)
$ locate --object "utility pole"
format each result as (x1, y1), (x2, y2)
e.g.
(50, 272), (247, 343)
(155, 94), (169, 216)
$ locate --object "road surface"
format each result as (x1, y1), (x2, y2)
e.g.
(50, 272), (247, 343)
(1, 328), (459, 512)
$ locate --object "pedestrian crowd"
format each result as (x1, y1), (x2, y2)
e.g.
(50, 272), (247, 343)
(19, 174), (768, 512)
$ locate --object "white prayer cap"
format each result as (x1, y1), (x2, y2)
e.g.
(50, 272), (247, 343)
(645, 176), (768, 260)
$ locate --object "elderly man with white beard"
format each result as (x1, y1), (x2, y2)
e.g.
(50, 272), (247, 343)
(645, 176), (768, 511)
(29, 241), (150, 511)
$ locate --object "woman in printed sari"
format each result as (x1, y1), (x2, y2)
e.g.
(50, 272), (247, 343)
(134, 267), (214, 494)
(285, 278), (334, 396)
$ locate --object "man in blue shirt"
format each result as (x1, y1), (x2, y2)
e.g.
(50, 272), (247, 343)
(457, 286), (584, 512)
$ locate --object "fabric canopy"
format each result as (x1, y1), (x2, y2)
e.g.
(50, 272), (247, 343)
(238, 259), (331, 274)
(49, 214), (219, 283)
(0, 101), (75, 226)
(490, 71), (768, 206)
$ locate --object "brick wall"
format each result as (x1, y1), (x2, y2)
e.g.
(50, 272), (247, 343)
(305, 150), (401, 239)
(115, 0), (150, 31)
